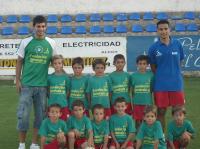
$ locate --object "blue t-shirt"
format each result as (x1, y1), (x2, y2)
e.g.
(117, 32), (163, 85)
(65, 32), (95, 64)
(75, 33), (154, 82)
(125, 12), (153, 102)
(148, 38), (184, 91)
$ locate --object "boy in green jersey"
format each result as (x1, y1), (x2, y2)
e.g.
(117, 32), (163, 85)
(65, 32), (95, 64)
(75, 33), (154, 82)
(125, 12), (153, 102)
(136, 106), (166, 149)
(109, 54), (132, 115)
(86, 58), (112, 120)
(39, 104), (67, 149)
(167, 106), (195, 149)
(131, 55), (153, 129)
(69, 57), (89, 116)
(16, 15), (57, 149)
(92, 104), (109, 149)
(109, 97), (136, 149)
(67, 100), (93, 149)
(48, 55), (70, 121)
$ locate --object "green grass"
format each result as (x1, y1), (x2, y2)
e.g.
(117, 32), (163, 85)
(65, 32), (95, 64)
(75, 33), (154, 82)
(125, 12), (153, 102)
(0, 78), (199, 149)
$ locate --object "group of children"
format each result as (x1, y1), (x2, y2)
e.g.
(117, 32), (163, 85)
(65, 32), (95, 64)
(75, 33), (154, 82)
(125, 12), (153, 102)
(39, 54), (195, 149)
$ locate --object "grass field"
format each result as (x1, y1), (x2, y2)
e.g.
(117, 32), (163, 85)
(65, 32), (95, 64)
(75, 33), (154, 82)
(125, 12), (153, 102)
(0, 77), (199, 149)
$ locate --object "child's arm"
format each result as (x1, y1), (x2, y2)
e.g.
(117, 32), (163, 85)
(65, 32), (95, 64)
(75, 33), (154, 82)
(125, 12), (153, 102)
(121, 132), (134, 149)
(136, 139), (142, 149)
(87, 93), (91, 109)
(40, 136), (46, 149)
(103, 135), (109, 149)
(110, 132), (120, 149)
(154, 140), (159, 149)
(168, 141), (176, 149)
(87, 130), (94, 147)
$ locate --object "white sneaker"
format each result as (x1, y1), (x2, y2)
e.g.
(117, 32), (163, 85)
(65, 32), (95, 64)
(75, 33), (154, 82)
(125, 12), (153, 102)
(18, 143), (25, 149)
(30, 144), (40, 149)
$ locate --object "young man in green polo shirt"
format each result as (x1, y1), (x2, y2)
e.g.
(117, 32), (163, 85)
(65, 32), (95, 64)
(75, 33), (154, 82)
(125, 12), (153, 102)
(16, 15), (57, 149)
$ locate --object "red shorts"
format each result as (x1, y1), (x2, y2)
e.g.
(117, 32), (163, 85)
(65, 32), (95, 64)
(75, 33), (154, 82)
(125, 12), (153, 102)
(60, 107), (70, 121)
(154, 91), (185, 108)
(74, 138), (87, 148)
(94, 144), (105, 149)
(167, 140), (180, 149)
(104, 108), (111, 120)
(110, 140), (133, 148)
(111, 103), (132, 115)
(132, 105), (146, 121)
(44, 139), (59, 149)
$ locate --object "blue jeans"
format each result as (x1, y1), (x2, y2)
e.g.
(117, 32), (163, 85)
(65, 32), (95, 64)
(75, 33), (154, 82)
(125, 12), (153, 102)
(17, 86), (47, 131)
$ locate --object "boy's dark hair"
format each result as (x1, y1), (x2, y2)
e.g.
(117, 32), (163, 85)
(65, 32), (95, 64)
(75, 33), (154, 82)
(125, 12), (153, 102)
(33, 15), (47, 26)
(157, 19), (170, 28)
(136, 55), (149, 64)
(92, 104), (104, 114)
(92, 58), (106, 70)
(113, 54), (125, 64)
(114, 97), (127, 105)
(144, 105), (157, 116)
(172, 105), (186, 115)
(72, 57), (84, 68)
(72, 100), (85, 109)
(48, 103), (62, 110)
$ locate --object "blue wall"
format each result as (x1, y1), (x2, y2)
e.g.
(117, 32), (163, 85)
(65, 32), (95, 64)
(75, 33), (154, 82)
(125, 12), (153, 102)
(127, 35), (200, 72)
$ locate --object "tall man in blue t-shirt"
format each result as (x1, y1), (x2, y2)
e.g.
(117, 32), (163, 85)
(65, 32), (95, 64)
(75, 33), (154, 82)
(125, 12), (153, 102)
(148, 20), (185, 131)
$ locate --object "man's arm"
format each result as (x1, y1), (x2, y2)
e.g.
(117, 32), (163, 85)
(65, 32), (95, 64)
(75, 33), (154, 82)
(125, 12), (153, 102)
(16, 56), (23, 93)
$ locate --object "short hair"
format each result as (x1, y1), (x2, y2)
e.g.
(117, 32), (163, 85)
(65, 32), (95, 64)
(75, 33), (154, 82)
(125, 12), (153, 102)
(92, 104), (104, 114)
(72, 100), (85, 109)
(92, 58), (106, 70)
(52, 54), (64, 64)
(136, 55), (149, 64)
(72, 57), (84, 68)
(114, 97), (126, 105)
(48, 103), (62, 110)
(113, 54), (125, 64)
(144, 105), (157, 116)
(157, 19), (170, 28)
(33, 15), (47, 26)
(172, 105), (186, 115)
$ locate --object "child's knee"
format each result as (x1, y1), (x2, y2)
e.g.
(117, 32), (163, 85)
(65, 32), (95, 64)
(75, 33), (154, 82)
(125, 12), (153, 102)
(68, 131), (75, 138)
(180, 137), (190, 147)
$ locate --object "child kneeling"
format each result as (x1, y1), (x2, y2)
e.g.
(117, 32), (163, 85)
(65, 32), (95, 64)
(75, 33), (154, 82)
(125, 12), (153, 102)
(39, 104), (67, 149)
(67, 100), (93, 149)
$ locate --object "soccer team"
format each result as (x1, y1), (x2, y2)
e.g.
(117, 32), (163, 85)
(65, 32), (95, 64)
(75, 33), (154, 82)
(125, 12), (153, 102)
(16, 15), (195, 149)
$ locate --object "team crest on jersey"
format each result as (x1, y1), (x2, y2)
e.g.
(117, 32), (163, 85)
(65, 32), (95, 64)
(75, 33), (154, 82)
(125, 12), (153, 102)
(155, 50), (162, 57)
(35, 46), (49, 55)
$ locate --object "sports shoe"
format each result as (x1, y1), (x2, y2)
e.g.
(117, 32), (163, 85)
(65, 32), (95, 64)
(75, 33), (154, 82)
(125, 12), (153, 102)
(30, 144), (40, 149)
(18, 143), (25, 149)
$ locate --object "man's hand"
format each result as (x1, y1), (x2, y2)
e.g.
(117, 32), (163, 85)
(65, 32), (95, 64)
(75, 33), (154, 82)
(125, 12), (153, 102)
(16, 79), (21, 93)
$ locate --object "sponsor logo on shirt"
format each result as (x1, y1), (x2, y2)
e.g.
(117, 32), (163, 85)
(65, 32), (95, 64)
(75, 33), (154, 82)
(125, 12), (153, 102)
(155, 50), (162, 57)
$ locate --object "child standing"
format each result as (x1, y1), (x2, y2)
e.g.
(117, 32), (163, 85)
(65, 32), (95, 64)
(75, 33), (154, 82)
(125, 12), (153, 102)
(92, 104), (110, 149)
(109, 97), (136, 149)
(67, 100), (93, 149)
(48, 55), (70, 120)
(109, 54), (132, 115)
(68, 57), (89, 116)
(39, 104), (67, 149)
(167, 106), (195, 149)
(136, 105), (166, 149)
(86, 58), (112, 119)
(131, 55), (154, 129)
